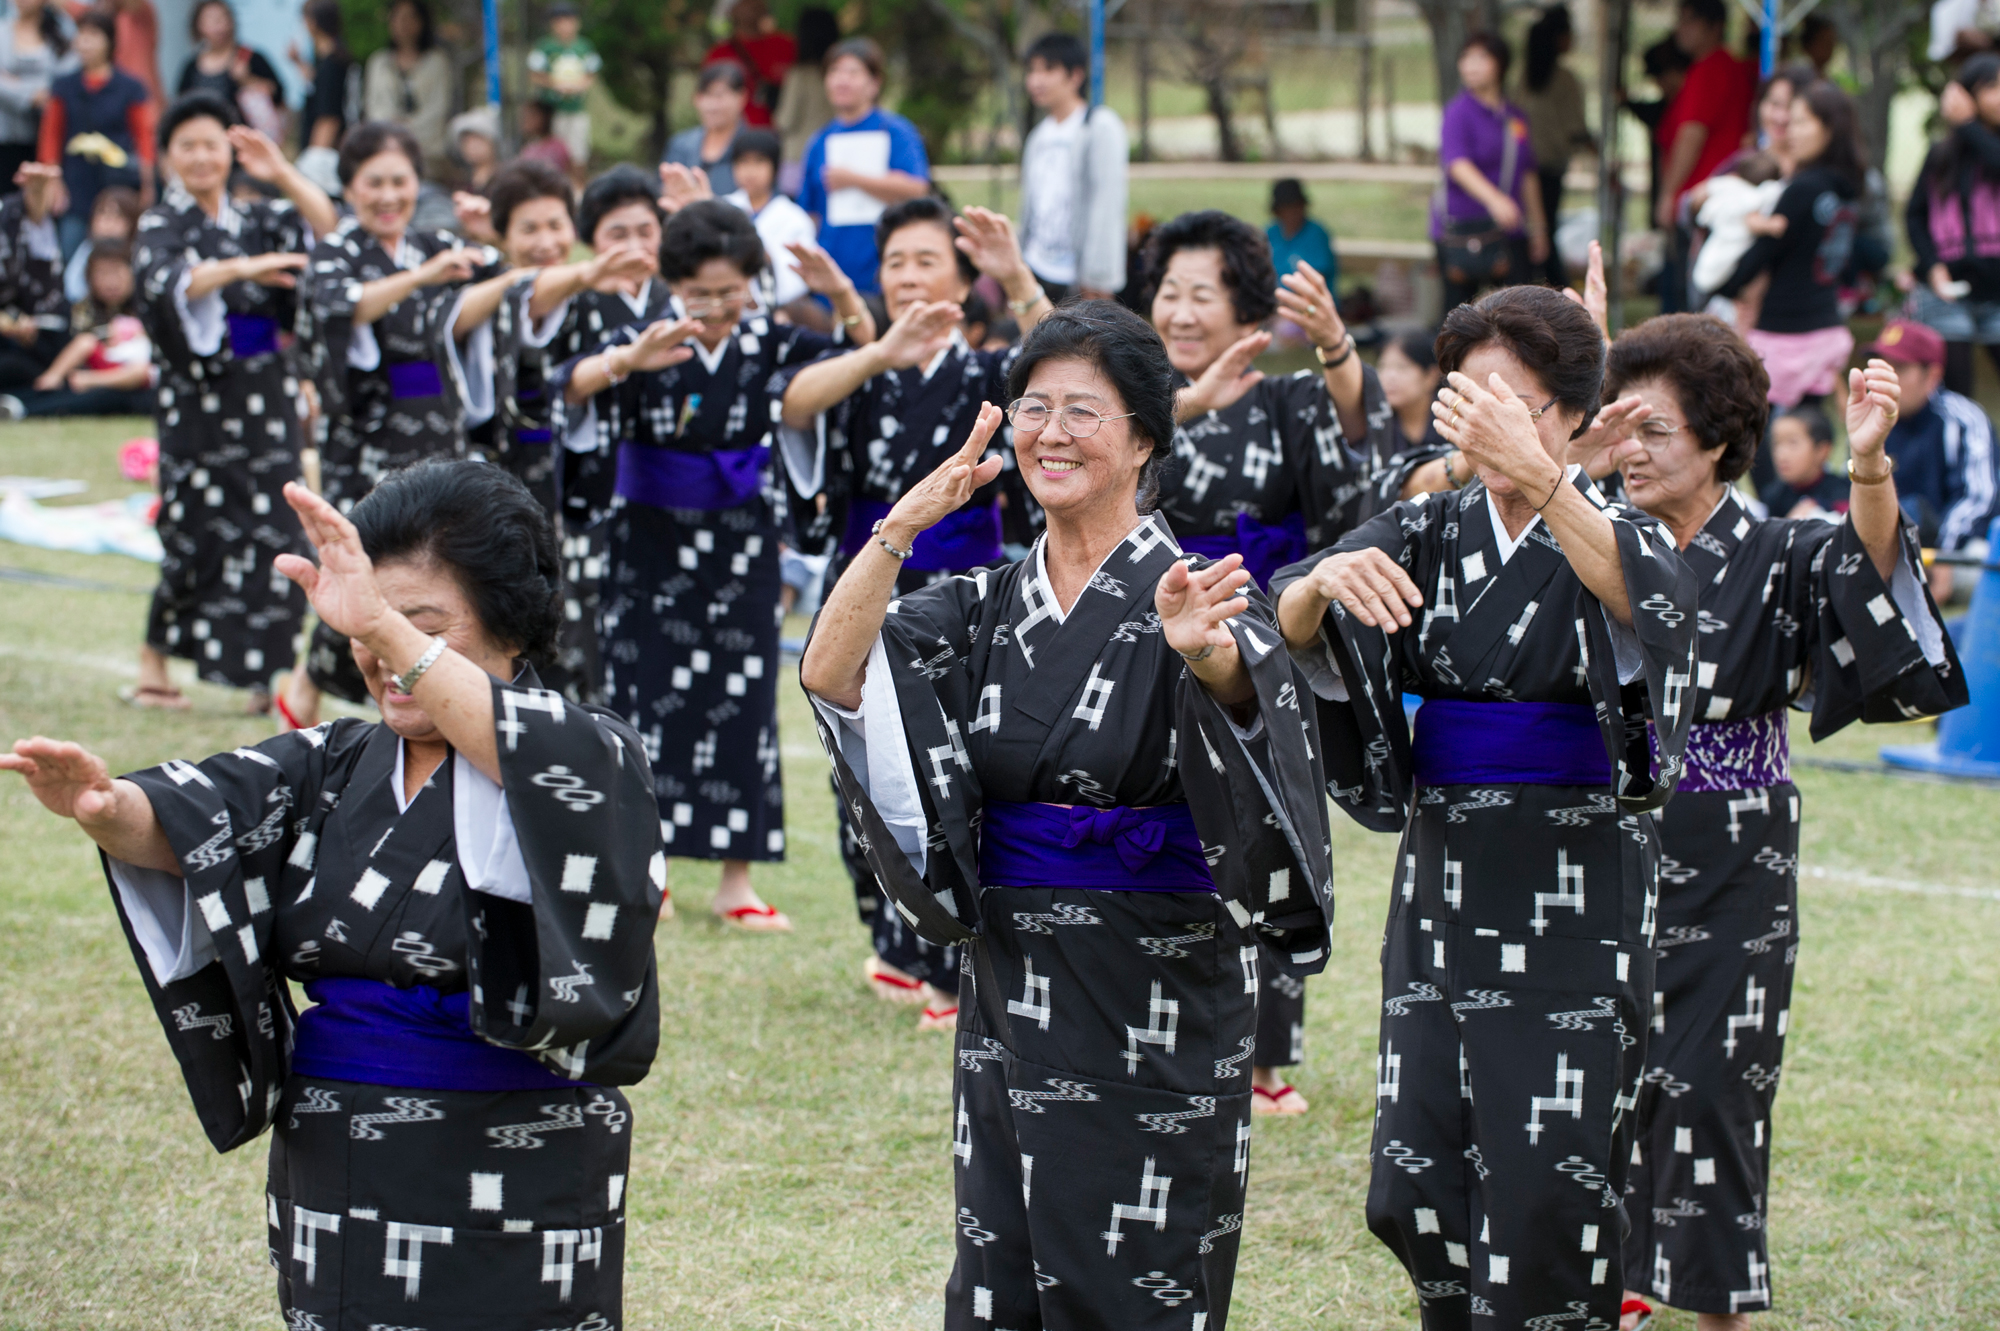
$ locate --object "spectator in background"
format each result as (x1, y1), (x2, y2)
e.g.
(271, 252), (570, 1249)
(1433, 32), (1546, 314)
(0, 0), (74, 188)
(663, 60), (746, 198)
(364, 0), (453, 177)
(449, 104), (499, 190)
(774, 5), (837, 195)
(1872, 318), (1999, 601)
(1266, 178), (1336, 289)
(527, 1), (596, 176)
(176, 1), (281, 140)
(1758, 403), (1849, 517)
(60, 182), (137, 301)
(799, 37), (928, 295)
(1517, 4), (1589, 286)
(1796, 13), (1838, 74)
(1375, 325), (1447, 457)
(723, 129), (818, 319)
(516, 98), (573, 178)
(287, 0), (357, 194)
(42, 12), (151, 256)
(706, 0), (793, 130)
(1016, 31), (1128, 303)
(2, 237), (151, 417)
(107, 0), (158, 107)
(1625, 37), (1689, 233)
(1907, 54), (2000, 398)
(1655, 0), (1755, 312)
(0, 163), (72, 393)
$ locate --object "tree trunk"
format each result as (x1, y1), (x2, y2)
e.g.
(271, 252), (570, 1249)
(1824, 0), (1927, 172)
(1413, 0), (1471, 109)
(1204, 72), (1243, 161)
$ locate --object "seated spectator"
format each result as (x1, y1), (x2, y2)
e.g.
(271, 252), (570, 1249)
(516, 98), (573, 179)
(0, 163), (69, 393)
(723, 129), (816, 315)
(1758, 403), (1850, 517)
(1267, 177), (1336, 347)
(1873, 318), (2000, 598)
(798, 37), (929, 294)
(0, 238), (152, 418)
(41, 12), (154, 257)
(61, 184), (140, 303)
(706, 0), (793, 129)
(664, 60), (746, 198)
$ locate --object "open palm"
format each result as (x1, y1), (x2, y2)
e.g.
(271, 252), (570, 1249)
(273, 482), (391, 642)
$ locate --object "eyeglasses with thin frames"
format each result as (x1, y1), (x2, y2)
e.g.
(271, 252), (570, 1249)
(1005, 399), (1136, 438)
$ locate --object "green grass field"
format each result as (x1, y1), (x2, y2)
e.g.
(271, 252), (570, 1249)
(1, 417), (1997, 1327)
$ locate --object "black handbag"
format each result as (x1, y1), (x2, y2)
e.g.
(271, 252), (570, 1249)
(1436, 116), (1522, 287)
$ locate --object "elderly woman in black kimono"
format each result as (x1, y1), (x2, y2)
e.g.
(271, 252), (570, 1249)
(557, 199), (868, 930)
(1272, 285), (1701, 1331)
(3, 460), (662, 1326)
(802, 301), (1334, 1330)
(283, 120), (502, 726)
(129, 93), (338, 715)
(1582, 318), (1965, 1331)
(780, 196), (1051, 1018)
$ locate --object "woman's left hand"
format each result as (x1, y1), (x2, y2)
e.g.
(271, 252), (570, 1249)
(1567, 393), (1650, 479)
(1156, 553), (1252, 659)
(227, 125), (286, 182)
(1434, 370), (1563, 502)
(1274, 260), (1346, 353)
(658, 162), (712, 211)
(1562, 239), (1609, 341)
(274, 481), (394, 643)
(786, 239), (853, 297)
(1846, 357), (1901, 461)
(954, 206), (1029, 284)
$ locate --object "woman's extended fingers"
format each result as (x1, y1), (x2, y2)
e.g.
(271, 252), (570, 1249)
(957, 401), (1003, 464)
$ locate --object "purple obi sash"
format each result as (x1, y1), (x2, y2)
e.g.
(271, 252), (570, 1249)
(1177, 511), (1309, 591)
(979, 800), (1218, 892)
(616, 442), (768, 510)
(1412, 699), (1612, 787)
(385, 360), (445, 400)
(1654, 709), (1791, 792)
(225, 312), (279, 360)
(513, 427), (554, 445)
(842, 497), (1003, 572)
(291, 976), (587, 1092)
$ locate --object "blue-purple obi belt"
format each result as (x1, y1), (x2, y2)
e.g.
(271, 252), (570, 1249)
(291, 975), (588, 1092)
(1650, 709), (1790, 792)
(1177, 511), (1309, 591)
(615, 442), (769, 510)
(1411, 698), (1613, 787)
(225, 312), (279, 360)
(385, 360), (446, 400)
(979, 800), (1218, 892)
(842, 497), (1003, 572)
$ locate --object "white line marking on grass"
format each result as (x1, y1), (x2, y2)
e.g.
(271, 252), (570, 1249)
(0, 642), (139, 676)
(1802, 865), (2000, 902)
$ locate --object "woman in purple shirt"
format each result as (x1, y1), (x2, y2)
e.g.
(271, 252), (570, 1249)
(1434, 32), (1550, 313)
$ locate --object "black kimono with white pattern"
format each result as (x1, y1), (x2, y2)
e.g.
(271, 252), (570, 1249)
(1626, 490), (1965, 1317)
(479, 271), (562, 514)
(131, 191), (314, 691)
(1271, 470), (1699, 1331)
(0, 193), (66, 327)
(555, 312), (835, 861)
(809, 513), (1334, 1330)
(105, 670), (661, 1327)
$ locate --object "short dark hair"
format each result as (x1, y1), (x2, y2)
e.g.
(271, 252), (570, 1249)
(92, 186), (144, 229)
(1436, 285), (1605, 439)
(1643, 35), (1691, 78)
(578, 164), (663, 247)
(1385, 326), (1439, 372)
(1459, 31), (1512, 85)
(796, 5), (840, 63)
(350, 459), (563, 663)
(85, 238), (132, 273)
(304, 0), (347, 56)
(696, 59), (748, 93)
(1603, 313), (1769, 484)
(1777, 402), (1834, 447)
(1008, 300), (1178, 508)
(729, 128), (782, 166)
(338, 120), (425, 186)
(1025, 32), (1088, 75)
(826, 37), (884, 83)
(1139, 209), (1278, 326)
(876, 195), (978, 286)
(487, 159), (574, 237)
(660, 198), (766, 280)
(188, 0), (235, 42)
(158, 90), (239, 152)
(75, 9), (116, 53)
(1680, 0), (1727, 27)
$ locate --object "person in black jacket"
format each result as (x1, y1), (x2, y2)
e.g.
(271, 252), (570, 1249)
(1906, 53), (2000, 397)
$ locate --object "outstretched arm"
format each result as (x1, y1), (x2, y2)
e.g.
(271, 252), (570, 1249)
(452, 269), (532, 341)
(0, 739), (178, 872)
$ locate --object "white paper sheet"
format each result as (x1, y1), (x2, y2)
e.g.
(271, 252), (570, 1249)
(824, 129), (892, 227)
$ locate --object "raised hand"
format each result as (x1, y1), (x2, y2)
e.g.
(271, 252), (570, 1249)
(618, 317), (701, 374)
(13, 161), (59, 221)
(1846, 357), (1902, 462)
(785, 239), (853, 298)
(954, 206), (1030, 284)
(1178, 330), (1269, 418)
(1568, 393), (1651, 479)
(1156, 553), (1253, 658)
(1561, 239), (1609, 341)
(1304, 547), (1425, 632)
(452, 190), (500, 245)
(882, 402), (1005, 539)
(274, 481), (393, 642)
(875, 299), (963, 370)
(1275, 260), (1346, 352)
(227, 125), (287, 182)
(658, 161), (713, 212)
(587, 243), (658, 292)
(0, 738), (120, 824)
(1434, 370), (1563, 504)
(238, 251), (309, 289)
(416, 247), (479, 288)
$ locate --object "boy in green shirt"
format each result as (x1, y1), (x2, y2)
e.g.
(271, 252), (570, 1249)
(527, 3), (599, 174)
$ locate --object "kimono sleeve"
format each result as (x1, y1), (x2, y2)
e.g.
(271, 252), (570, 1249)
(1268, 366), (1385, 546)
(472, 680), (664, 1085)
(550, 321), (645, 454)
(109, 720), (372, 1151)
(0, 194), (63, 322)
(132, 210), (212, 370)
(1175, 589), (1336, 978)
(1788, 515), (1967, 737)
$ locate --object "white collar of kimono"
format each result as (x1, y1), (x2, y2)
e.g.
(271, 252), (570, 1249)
(163, 180), (243, 236)
(390, 739), (533, 903)
(1028, 512), (1170, 623)
(620, 278), (655, 318)
(921, 329), (969, 381)
(1484, 464), (1582, 565)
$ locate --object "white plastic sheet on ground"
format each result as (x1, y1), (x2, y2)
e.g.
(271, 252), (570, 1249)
(0, 478), (161, 562)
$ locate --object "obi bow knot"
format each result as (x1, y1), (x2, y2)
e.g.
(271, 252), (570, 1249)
(1061, 806), (1170, 873)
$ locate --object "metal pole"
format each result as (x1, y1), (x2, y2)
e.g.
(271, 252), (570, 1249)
(1091, 0), (1106, 105)
(1761, 0), (1778, 74)
(482, 0), (503, 108)
(1597, 0), (1628, 331)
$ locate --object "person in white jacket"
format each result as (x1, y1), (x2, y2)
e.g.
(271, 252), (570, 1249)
(1692, 150), (1786, 311)
(1017, 32), (1128, 302)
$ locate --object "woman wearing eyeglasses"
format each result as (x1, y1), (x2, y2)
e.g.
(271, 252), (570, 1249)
(557, 199), (869, 931)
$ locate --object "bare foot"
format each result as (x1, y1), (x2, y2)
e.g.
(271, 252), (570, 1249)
(1251, 1064), (1309, 1114)
(712, 859), (791, 931)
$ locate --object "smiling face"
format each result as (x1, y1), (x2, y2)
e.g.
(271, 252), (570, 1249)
(1150, 247), (1257, 379)
(503, 196), (576, 268)
(348, 149), (420, 240)
(352, 559), (519, 742)
(592, 201), (661, 291)
(1457, 342), (1583, 498)
(1786, 100), (1831, 165)
(672, 255), (752, 347)
(1012, 356), (1152, 521)
(166, 114), (233, 198)
(880, 219), (970, 322)
(1758, 77), (1795, 145)
(1613, 375), (1723, 513)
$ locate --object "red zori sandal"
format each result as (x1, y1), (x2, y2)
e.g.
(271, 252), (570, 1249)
(864, 955), (928, 1004)
(1251, 1084), (1310, 1115)
(1620, 1298), (1655, 1331)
